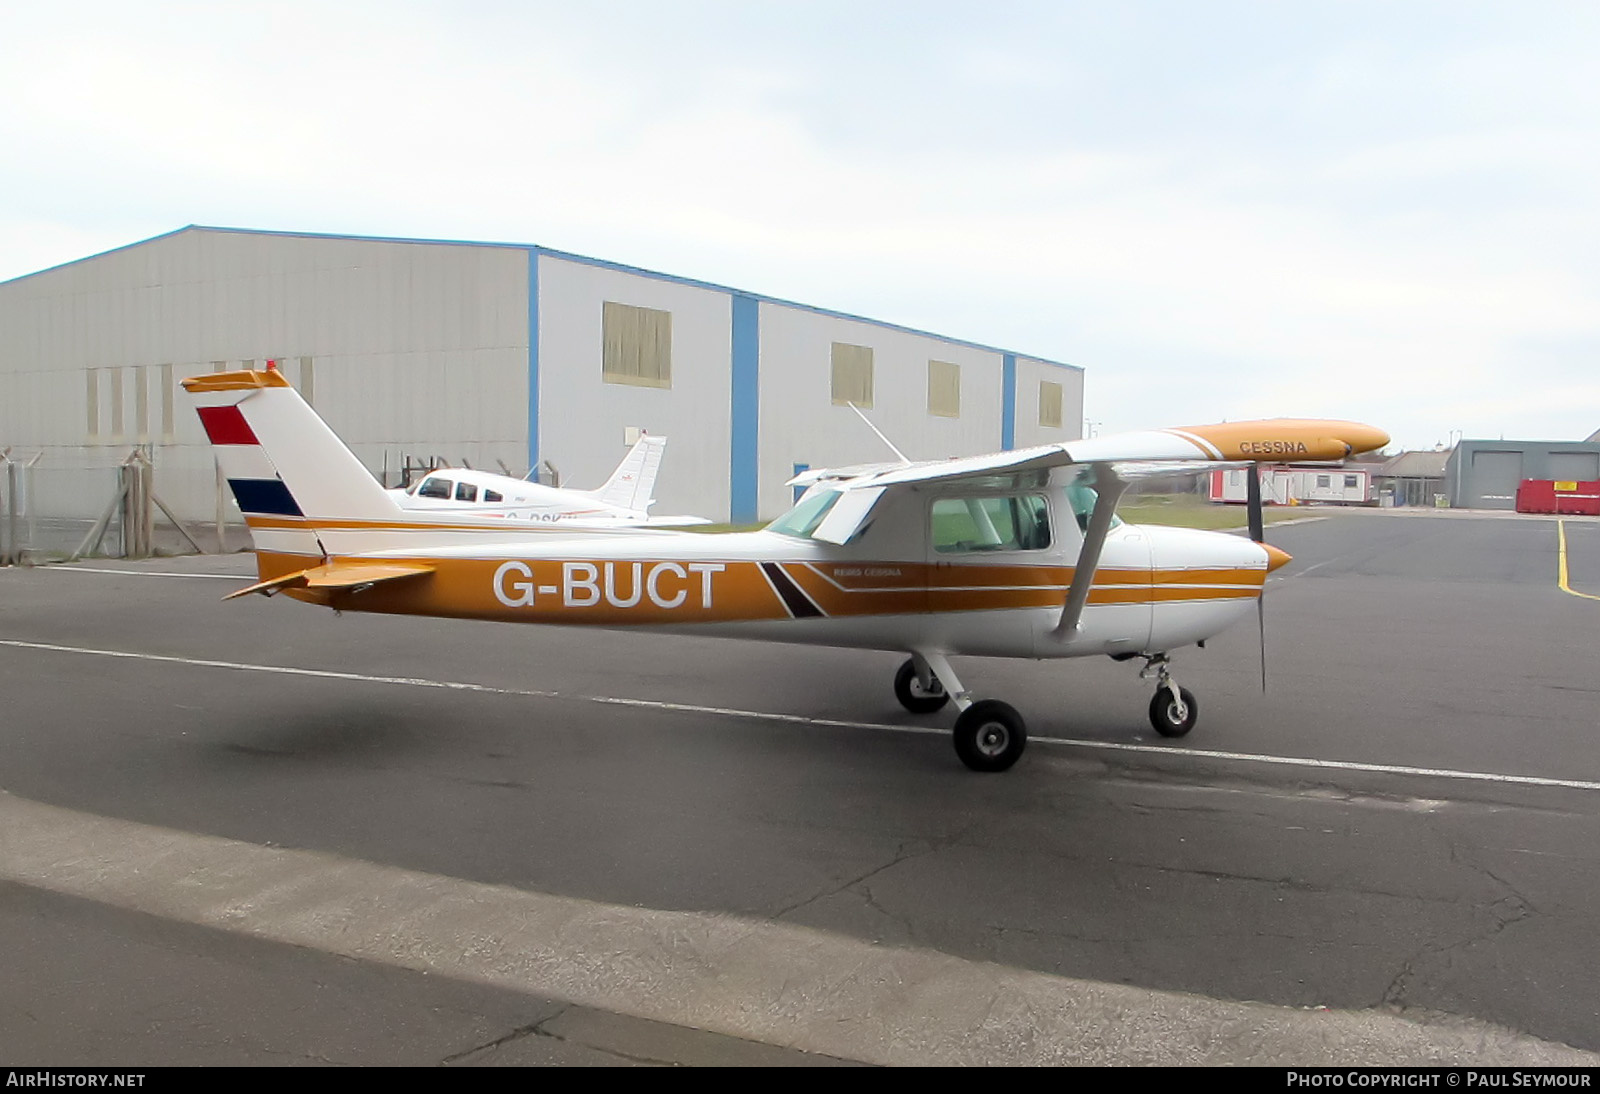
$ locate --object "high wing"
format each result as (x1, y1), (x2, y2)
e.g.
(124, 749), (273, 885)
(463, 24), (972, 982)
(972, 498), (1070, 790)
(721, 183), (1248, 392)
(832, 418), (1389, 491)
(790, 417), (1390, 634)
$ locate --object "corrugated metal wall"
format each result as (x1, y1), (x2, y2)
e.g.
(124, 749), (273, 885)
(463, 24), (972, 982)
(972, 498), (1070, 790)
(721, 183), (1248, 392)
(0, 229), (530, 521)
(1, 227), (1084, 529)
(537, 255), (734, 522)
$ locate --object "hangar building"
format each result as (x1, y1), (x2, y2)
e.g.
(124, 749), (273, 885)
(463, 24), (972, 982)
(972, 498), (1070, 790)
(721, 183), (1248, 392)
(0, 226), (1083, 528)
(1444, 440), (1600, 510)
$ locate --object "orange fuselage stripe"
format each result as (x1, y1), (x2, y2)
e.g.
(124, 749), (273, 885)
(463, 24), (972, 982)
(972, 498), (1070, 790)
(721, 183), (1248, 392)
(252, 551), (1264, 624)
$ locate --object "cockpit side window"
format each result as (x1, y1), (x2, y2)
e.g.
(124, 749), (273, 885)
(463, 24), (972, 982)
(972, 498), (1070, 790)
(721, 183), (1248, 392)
(417, 476), (451, 499)
(931, 494), (1052, 553)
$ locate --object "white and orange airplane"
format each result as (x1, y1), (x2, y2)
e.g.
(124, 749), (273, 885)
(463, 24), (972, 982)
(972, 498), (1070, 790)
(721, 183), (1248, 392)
(184, 368), (1387, 772)
(390, 435), (711, 527)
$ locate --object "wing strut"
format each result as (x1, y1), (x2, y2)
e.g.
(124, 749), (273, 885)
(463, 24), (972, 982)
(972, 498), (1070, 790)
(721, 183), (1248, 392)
(1051, 463), (1129, 641)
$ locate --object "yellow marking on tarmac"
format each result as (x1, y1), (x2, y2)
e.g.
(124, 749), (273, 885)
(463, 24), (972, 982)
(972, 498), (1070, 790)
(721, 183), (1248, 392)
(1557, 520), (1600, 601)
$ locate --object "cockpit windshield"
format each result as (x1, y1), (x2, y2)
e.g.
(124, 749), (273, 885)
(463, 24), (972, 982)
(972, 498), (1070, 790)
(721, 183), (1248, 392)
(766, 489), (841, 540)
(1065, 473), (1122, 532)
(416, 476), (452, 500)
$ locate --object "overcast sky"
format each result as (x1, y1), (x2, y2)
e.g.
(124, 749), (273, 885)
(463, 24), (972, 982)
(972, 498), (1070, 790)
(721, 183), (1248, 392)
(4, 0), (1597, 451)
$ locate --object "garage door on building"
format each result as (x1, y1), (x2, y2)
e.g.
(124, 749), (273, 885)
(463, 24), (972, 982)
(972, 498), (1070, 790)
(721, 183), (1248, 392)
(1547, 452), (1600, 483)
(1468, 450), (1524, 509)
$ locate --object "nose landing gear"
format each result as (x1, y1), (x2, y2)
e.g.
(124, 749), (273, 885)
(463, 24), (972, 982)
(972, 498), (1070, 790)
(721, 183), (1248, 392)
(1140, 652), (1198, 738)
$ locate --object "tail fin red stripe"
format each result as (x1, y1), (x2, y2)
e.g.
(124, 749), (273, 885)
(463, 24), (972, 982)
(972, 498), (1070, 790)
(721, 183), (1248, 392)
(197, 405), (260, 446)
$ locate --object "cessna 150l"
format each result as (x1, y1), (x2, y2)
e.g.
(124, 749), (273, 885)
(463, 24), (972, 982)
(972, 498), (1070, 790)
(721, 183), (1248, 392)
(391, 434), (710, 527)
(185, 368), (1386, 772)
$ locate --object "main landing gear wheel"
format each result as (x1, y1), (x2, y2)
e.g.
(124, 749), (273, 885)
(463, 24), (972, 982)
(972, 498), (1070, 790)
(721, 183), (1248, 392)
(894, 658), (950, 714)
(953, 700), (1027, 772)
(1149, 686), (1198, 738)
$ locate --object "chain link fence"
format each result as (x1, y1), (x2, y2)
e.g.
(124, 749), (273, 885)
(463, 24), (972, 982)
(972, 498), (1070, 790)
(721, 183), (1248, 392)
(0, 447), (248, 566)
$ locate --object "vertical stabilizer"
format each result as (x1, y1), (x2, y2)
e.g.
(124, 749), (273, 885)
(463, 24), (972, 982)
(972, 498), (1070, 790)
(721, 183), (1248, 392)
(586, 434), (666, 515)
(183, 370), (402, 540)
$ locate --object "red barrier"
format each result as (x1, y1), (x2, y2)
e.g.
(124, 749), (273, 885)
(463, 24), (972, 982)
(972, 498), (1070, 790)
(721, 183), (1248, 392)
(1516, 480), (1600, 515)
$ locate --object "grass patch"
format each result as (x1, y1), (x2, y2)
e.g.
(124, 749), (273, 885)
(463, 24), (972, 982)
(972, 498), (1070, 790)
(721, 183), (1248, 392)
(660, 522), (768, 534)
(1117, 494), (1314, 530)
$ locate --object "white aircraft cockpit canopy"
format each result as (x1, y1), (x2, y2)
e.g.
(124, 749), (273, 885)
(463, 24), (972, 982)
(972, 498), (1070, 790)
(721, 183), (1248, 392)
(411, 474), (506, 504)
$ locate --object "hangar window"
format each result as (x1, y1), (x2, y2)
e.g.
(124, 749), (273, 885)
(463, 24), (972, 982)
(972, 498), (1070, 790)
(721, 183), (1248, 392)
(417, 476), (451, 499)
(135, 364), (149, 441)
(110, 367), (125, 440)
(86, 369), (99, 439)
(1345, 474), (1359, 489)
(160, 364), (174, 442)
(1039, 380), (1063, 429)
(831, 343), (874, 408)
(932, 495), (1052, 553)
(1316, 474), (1331, 488)
(603, 302), (672, 389)
(928, 360), (960, 418)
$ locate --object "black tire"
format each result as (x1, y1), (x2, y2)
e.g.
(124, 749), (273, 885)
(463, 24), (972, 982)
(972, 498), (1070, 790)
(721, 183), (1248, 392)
(1149, 686), (1198, 738)
(953, 700), (1027, 772)
(894, 658), (950, 714)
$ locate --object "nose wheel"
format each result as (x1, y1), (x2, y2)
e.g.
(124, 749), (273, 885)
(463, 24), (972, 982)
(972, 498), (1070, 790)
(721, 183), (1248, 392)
(1148, 684), (1198, 737)
(1140, 653), (1198, 738)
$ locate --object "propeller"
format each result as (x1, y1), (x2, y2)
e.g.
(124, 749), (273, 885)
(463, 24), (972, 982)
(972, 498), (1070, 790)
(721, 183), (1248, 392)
(1246, 466), (1268, 692)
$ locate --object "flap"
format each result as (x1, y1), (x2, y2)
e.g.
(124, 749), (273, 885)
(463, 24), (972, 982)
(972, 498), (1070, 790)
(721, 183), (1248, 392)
(224, 560), (435, 600)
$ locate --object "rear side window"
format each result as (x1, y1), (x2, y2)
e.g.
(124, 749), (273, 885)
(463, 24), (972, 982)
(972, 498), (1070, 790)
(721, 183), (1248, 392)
(456, 482), (479, 502)
(484, 489), (503, 503)
(932, 495), (1052, 553)
(417, 477), (451, 499)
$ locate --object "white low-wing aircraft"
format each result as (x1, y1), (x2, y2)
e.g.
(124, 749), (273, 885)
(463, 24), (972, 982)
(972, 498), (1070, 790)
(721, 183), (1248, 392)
(185, 369), (1387, 772)
(391, 435), (710, 527)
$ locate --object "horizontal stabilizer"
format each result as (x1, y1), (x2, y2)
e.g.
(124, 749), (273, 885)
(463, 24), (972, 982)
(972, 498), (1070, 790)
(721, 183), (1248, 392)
(224, 561), (435, 600)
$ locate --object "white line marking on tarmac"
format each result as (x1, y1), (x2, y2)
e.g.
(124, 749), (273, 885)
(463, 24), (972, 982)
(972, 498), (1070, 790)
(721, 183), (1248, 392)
(1050, 739), (1600, 792)
(3, 637), (1597, 793)
(4, 792), (1587, 1066)
(40, 566), (252, 580)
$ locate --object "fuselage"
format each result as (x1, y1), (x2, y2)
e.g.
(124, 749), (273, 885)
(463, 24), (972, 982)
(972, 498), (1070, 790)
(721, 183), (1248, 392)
(271, 470), (1283, 660)
(390, 469), (639, 524)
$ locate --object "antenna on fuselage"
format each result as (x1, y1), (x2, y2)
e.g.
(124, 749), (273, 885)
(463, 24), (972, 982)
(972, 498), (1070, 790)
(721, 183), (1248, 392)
(847, 403), (911, 465)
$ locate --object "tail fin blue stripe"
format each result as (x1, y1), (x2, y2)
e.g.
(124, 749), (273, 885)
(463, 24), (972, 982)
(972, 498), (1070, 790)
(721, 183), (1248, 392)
(228, 479), (303, 517)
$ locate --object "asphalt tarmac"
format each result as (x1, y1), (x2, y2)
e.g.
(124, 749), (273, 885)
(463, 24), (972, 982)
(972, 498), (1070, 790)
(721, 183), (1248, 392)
(1, 510), (1597, 1065)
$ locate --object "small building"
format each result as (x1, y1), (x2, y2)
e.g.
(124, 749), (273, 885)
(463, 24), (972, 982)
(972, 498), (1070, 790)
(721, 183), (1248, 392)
(1209, 465), (1374, 506)
(1444, 440), (1600, 510)
(1376, 450), (1449, 508)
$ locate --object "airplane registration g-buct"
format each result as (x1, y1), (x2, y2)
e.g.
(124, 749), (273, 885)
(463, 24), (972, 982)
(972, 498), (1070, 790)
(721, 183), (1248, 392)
(391, 434), (711, 528)
(184, 368), (1387, 772)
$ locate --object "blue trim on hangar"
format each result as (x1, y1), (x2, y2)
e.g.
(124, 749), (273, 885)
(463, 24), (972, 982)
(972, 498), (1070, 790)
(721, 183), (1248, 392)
(730, 294), (760, 523)
(1002, 354), (1017, 451)
(527, 248), (540, 478)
